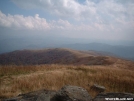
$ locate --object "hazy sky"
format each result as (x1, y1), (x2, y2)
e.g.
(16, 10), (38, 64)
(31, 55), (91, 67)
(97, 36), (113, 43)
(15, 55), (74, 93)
(0, 0), (134, 44)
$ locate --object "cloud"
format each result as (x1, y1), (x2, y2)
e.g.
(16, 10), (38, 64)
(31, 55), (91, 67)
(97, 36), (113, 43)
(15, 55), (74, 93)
(10, 0), (134, 40)
(0, 9), (133, 35)
(0, 11), (50, 30)
(0, 10), (92, 31)
(1, 0), (134, 41)
(11, 0), (134, 22)
(11, 0), (96, 19)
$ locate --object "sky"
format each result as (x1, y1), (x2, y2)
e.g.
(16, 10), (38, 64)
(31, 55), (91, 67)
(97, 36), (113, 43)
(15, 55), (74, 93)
(0, 0), (134, 50)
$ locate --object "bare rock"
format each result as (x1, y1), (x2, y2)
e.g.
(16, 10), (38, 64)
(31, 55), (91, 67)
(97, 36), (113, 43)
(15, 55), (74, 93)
(93, 93), (134, 101)
(3, 85), (134, 101)
(2, 85), (92, 101)
(51, 85), (92, 101)
(2, 89), (56, 101)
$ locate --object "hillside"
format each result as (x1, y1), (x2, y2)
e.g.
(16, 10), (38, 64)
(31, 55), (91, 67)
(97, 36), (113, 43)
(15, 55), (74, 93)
(0, 48), (134, 99)
(0, 64), (134, 99)
(0, 48), (129, 65)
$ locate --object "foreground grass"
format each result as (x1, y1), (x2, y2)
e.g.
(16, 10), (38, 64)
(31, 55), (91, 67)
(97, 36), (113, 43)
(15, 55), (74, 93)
(0, 64), (134, 99)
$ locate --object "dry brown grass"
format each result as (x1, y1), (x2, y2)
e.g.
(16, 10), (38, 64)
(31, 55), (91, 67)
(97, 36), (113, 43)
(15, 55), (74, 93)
(0, 64), (134, 100)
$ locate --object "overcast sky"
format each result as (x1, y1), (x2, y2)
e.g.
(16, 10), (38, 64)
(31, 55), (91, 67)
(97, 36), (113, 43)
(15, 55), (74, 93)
(0, 0), (134, 45)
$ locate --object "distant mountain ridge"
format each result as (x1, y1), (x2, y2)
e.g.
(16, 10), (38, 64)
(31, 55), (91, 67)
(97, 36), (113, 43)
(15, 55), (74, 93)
(61, 43), (134, 61)
(1, 40), (134, 61)
(0, 48), (120, 65)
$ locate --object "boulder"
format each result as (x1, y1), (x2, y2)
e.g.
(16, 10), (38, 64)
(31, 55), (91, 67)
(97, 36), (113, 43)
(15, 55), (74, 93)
(93, 93), (134, 101)
(51, 85), (92, 101)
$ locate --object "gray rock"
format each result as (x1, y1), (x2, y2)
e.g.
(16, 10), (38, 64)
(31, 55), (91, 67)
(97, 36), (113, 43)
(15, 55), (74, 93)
(93, 93), (134, 101)
(51, 85), (92, 101)
(90, 84), (105, 93)
(2, 85), (134, 101)
(2, 89), (56, 101)
(37, 90), (56, 101)
(2, 85), (92, 101)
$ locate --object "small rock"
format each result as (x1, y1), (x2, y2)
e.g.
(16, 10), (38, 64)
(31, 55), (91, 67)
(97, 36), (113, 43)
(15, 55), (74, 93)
(90, 84), (105, 93)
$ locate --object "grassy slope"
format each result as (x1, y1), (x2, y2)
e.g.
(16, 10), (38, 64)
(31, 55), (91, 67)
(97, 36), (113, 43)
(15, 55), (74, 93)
(0, 63), (134, 99)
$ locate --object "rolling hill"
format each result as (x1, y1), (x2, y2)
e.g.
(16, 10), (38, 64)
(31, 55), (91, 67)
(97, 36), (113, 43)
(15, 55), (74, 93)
(0, 48), (133, 66)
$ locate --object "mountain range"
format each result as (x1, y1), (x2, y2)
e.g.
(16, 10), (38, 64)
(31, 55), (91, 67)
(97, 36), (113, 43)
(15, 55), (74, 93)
(61, 43), (134, 61)
(0, 38), (134, 61)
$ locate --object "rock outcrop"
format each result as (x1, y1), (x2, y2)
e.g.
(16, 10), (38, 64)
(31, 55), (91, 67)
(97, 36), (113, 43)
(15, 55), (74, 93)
(2, 85), (134, 101)
(2, 85), (92, 101)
